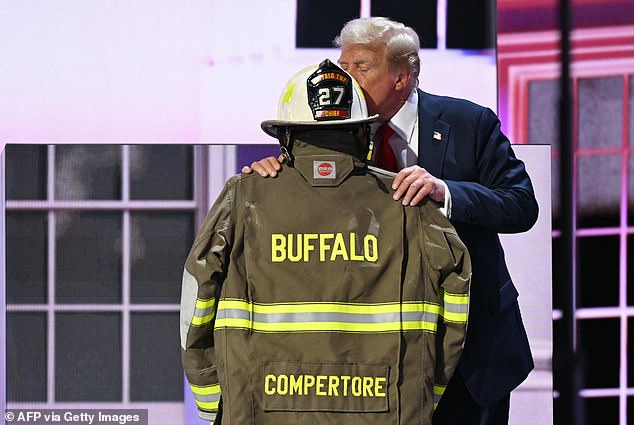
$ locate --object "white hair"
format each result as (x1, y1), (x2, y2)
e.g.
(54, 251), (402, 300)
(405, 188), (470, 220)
(334, 17), (421, 78)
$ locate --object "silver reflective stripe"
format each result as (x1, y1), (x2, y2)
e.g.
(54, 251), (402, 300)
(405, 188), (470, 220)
(198, 411), (215, 422)
(216, 307), (437, 325)
(180, 268), (199, 349)
(433, 385), (445, 409)
(194, 391), (222, 404)
(217, 308), (250, 321)
(255, 311), (402, 324)
(191, 297), (217, 326)
(194, 305), (216, 320)
(443, 302), (469, 314)
(433, 392), (442, 405)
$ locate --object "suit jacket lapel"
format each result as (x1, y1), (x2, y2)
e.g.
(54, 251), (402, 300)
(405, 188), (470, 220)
(417, 90), (449, 178)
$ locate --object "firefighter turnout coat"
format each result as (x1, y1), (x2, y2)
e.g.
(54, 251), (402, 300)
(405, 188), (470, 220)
(180, 138), (471, 424)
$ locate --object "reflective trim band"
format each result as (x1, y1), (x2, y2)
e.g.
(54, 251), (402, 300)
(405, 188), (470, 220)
(441, 290), (469, 324)
(433, 384), (446, 409)
(191, 297), (217, 326)
(190, 383), (221, 411)
(198, 411), (216, 422)
(214, 299), (439, 333)
(282, 84), (295, 103)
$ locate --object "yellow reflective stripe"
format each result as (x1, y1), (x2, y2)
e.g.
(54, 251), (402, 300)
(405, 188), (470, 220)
(195, 399), (219, 410)
(236, 321), (407, 332)
(402, 321), (437, 332)
(440, 288), (469, 324)
(190, 383), (221, 411)
(191, 314), (215, 326)
(434, 385), (446, 396)
(190, 383), (221, 396)
(219, 298), (442, 314)
(215, 318), (252, 329)
(443, 291), (469, 305)
(401, 302), (441, 314)
(215, 319), (436, 333)
(215, 299), (465, 325)
(441, 310), (468, 323)
(215, 299), (440, 333)
(254, 302), (401, 314)
(196, 298), (216, 309)
(191, 297), (217, 326)
(433, 385), (446, 410)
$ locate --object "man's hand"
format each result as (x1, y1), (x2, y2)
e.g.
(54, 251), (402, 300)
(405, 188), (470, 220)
(241, 155), (284, 177)
(392, 165), (446, 206)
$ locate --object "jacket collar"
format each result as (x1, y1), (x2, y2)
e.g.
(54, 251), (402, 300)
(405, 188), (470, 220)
(417, 89), (449, 178)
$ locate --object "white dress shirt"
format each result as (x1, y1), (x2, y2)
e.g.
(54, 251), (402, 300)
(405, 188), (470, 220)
(371, 89), (452, 217)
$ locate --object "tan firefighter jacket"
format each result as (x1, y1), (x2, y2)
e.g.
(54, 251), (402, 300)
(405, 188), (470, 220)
(180, 138), (471, 424)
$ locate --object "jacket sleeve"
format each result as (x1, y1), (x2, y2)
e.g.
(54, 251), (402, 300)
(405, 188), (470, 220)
(180, 178), (237, 423)
(445, 107), (538, 234)
(421, 207), (472, 409)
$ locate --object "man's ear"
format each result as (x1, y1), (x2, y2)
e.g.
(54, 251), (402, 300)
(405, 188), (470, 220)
(394, 69), (412, 92)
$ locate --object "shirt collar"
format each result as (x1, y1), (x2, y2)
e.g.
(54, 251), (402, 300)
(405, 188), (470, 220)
(388, 89), (418, 143)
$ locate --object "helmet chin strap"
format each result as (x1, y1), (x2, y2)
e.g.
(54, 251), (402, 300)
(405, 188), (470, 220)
(280, 127), (295, 167)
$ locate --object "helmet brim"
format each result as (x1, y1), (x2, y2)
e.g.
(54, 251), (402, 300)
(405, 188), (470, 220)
(261, 115), (379, 138)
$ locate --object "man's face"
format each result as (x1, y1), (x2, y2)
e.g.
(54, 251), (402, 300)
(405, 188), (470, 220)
(338, 44), (402, 122)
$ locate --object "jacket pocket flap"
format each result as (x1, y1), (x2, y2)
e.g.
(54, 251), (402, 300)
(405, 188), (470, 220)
(489, 279), (519, 315)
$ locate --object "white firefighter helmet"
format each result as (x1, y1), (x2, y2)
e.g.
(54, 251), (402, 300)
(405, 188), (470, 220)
(261, 59), (378, 138)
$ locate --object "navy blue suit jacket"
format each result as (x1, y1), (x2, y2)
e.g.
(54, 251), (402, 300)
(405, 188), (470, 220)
(416, 89), (538, 407)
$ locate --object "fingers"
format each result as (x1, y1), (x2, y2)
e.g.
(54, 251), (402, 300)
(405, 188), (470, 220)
(408, 181), (434, 206)
(391, 166), (444, 206)
(392, 167), (425, 202)
(400, 179), (431, 206)
(242, 156), (282, 177)
(392, 166), (417, 190)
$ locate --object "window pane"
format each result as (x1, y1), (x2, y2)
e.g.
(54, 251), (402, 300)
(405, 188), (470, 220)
(629, 235), (634, 306)
(629, 318), (634, 386)
(528, 80), (560, 226)
(130, 212), (194, 304)
(129, 145), (193, 200)
(7, 212), (48, 304)
(629, 154), (634, 226)
(236, 144), (281, 175)
(56, 212), (122, 303)
(7, 313), (47, 401)
(629, 75), (634, 147)
(577, 154), (620, 228)
(5, 145), (47, 200)
(578, 236), (619, 308)
(56, 313), (121, 401)
(528, 80), (559, 146)
(578, 318), (619, 388)
(552, 154), (561, 229)
(585, 396), (619, 425)
(446, 0), (494, 49)
(372, 0), (438, 48)
(551, 236), (563, 310)
(578, 76), (622, 150)
(295, 0), (358, 48)
(55, 145), (121, 200)
(130, 313), (183, 401)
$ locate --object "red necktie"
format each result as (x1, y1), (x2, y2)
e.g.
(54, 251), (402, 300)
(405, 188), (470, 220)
(374, 124), (398, 172)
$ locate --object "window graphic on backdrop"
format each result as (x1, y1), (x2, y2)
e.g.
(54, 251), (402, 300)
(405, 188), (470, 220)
(5, 145), (191, 424)
(295, 0), (495, 50)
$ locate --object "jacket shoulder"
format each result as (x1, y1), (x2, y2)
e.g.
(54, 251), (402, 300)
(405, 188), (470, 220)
(419, 90), (492, 122)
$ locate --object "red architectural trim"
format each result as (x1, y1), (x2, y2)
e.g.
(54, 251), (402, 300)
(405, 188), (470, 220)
(498, 25), (634, 143)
